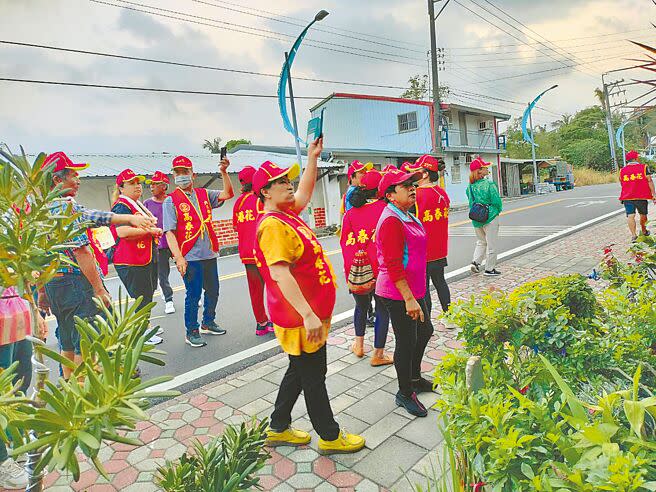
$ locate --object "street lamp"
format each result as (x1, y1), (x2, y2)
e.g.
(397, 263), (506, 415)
(277, 9), (330, 172)
(522, 84), (558, 194)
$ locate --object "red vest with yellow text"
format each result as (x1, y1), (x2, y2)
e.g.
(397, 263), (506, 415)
(111, 197), (153, 266)
(232, 192), (263, 265)
(254, 211), (336, 328)
(415, 184), (450, 262)
(171, 188), (220, 257)
(619, 163), (653, 201)
(340, 200), (386, 279)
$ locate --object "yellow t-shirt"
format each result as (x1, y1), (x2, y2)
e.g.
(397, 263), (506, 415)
(257, 216), (331, 356)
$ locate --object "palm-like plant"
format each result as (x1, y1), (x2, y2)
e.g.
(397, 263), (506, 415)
(203, 138), (223, 154)
(0, 147), (178, 491)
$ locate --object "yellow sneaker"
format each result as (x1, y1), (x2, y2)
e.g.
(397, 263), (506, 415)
(318, 430), (366, 455)
(265, 427), (311, 447)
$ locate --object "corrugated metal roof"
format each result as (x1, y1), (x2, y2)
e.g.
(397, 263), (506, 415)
(28, 151), (340, 178)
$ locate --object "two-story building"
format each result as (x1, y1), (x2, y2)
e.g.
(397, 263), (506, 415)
(308, 93), (511, 206)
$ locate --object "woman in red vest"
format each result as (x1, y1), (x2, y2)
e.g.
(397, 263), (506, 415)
(232, 165), (272, 337)
(111, 169), (164, 344)
(407, 155), (452, 321)
(340, 170), (393, 366)
(252, 139), (365, 455)
(619, 150), (656, 241)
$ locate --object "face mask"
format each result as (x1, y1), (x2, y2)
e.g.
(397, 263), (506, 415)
(174, 175), (192, 187)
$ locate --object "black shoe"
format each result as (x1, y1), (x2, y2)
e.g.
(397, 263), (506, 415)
(484, 269), (501, 276)
(366, 315), (375, 328)
(412, 377), (434, 394)
(200, 321), (227, 335)
(395, 391), (428, 417)
(470, 262), (481, 273)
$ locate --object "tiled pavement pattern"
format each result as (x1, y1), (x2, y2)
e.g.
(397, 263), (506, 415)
(31, 214), (632, 491)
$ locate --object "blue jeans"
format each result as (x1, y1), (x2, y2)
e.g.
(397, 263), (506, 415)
(0, 338), (33, 462)
(353, 293), (390, 349)
(183, 259), (219, 335)
(45, 274), (98, 355)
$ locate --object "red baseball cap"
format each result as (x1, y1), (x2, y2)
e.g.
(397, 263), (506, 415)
(347, 160), (373, 179)
(415, 154), (442, 172)
(470, 157), (491, 172)
(238, 166), (257, 185)
(626, 150), (640, 161)
(146, 170), (170, 184)
(400, 161), (419, 173)
(172, 155), (193, 169)
(360, 170), (383, 191)
(382, 164), (398, 174)
(116, 169), (146, 186)
(42, 151), (89, 173)
(377, 169), (422, 199)
(252, 161), (301, 195)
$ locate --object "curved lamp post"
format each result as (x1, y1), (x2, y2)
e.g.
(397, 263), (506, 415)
(277, 10), (329, 172)
(522, 84), (558, 193)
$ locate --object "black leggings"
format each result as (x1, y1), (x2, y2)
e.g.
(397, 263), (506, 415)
(380, 297), (434, 397)
(424, 259), (451, 315)
(115, 261), (158, 311)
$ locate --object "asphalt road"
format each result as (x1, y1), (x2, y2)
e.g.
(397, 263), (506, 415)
(42, 183), (624, 391)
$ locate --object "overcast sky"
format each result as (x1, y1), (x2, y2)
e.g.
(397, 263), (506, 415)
(0, 0), (653, 154)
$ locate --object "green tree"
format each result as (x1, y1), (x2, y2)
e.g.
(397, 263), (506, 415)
(202, 138), (222, 154)
(561, 138), (611, 170)
(401, 74), (449, 101)
(225, 139), (251, 152)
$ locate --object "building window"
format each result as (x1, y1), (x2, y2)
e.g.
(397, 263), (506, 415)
(397, 111), (418, 133)
(451, 159), (462, 184)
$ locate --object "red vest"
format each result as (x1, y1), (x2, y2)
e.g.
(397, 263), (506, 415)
(233, 192), (263, 265)
(415, 184), (450, 262)
(111, 197), (153, 267)
(170, 188), (220, 258)
(340, 200), (386, 280)
(254, 211), (336, 328)
(619, 163), (653, 201)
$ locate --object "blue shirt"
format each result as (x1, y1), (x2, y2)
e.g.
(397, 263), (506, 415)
(162, 189), (224, 261)
(344, 185), (357, 213)
(48, 198), (114, 274)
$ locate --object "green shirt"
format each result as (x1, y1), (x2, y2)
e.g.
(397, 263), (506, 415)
(466, 179), (503, 228)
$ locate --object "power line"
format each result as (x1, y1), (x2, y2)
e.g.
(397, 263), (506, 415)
(451, 49), (641, 69)
(193, 0), (426, 48)
(89, 0), (425, 66)
(0, 39), (409, 90)
(449, 41), (653, 60)
(0, 77), (324, 98)
(189, 0), (427, 54)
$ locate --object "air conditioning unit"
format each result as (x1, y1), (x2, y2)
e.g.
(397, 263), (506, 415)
(479, 120), (493, 131)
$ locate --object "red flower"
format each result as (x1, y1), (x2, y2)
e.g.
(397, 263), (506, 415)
(519, 385), (529, 395)
(471, 482), (487, 491)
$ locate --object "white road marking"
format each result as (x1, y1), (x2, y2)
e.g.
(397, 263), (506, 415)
(148, 208), (624, 392)
(450, 225), (568, 237)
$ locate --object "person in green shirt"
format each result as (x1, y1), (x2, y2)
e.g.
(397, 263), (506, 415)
(466, 157), (503, 276)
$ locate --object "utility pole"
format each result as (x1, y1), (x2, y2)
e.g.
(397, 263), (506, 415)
(528, 105), (538, 193)
(602, 73), (619, 172)
(428, 0), (447, 155)
(285, 52), (303, 172)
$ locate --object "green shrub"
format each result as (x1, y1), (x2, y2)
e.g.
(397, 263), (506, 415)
(156, 418), (270, 492)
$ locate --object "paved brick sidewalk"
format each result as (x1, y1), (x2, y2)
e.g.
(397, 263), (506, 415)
(37, 213), (631, 492)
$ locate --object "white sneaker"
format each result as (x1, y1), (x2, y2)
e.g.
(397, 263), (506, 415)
(146, 335), (164, 345)
(0, 457), (28, 488)
(164, 301), (175, 314)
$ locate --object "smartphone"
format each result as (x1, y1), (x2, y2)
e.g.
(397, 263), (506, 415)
(315, 109), (324, 140)
(220, 146), (227, 160)
(307, 109), (324, 142)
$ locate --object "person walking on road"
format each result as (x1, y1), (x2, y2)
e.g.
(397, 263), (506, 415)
(407, 155), (452, 318)
(164, 155), (234, 348)
(340, 170), (393, 366)
(111, 169), (165, 345)
(619, 150), (655, 242)
(467, 157), (503, 276)
(41, 152), (156, 379)
(232, 165), (272, 337)
(375, 169), (434, 418)
(253, 139), (365, 455)
(144, 171), (176, 315)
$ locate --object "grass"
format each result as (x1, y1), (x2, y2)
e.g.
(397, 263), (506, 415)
(573, 167), (617, 187)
